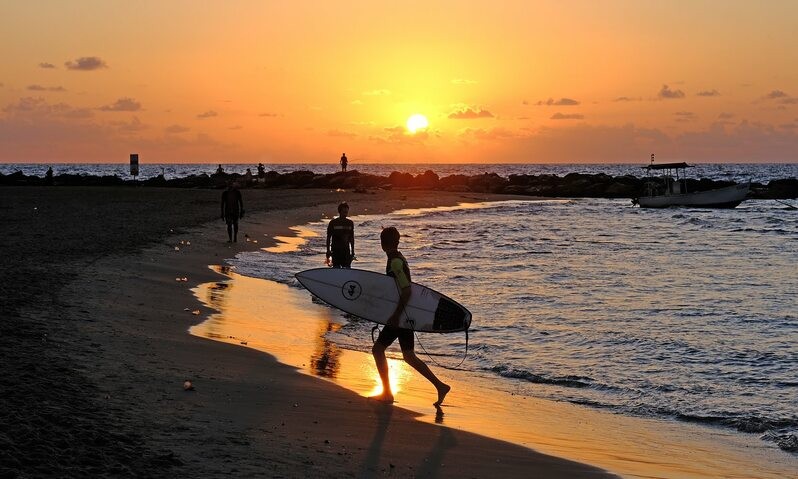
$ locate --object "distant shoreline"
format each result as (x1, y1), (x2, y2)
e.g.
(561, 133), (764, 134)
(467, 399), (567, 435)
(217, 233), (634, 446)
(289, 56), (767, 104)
(2, 166), (796, 199)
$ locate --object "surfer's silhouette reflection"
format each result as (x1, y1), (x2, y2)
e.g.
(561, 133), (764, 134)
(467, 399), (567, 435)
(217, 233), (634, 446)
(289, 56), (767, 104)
(309, 319), (342, 378)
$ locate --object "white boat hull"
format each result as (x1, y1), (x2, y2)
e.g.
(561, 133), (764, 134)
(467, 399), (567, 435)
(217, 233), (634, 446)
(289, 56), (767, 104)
(637, 183), (749, 208)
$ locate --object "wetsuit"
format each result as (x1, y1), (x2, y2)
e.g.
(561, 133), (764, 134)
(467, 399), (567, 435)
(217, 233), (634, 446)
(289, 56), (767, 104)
(326, 217), (354, 267)
(375, 251), (414, 349)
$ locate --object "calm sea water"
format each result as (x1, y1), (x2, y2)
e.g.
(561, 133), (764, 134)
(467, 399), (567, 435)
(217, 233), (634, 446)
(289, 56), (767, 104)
(2, 162), (797, 183)
(229, 198), (797, 452)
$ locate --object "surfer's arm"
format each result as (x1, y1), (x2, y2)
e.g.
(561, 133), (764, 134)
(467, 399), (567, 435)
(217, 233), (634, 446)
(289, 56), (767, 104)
(325, 223), (332, 257)
(387, 285), (411, 327)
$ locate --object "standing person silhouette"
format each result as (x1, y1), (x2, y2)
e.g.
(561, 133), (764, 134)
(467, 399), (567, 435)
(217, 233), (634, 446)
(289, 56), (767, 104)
(371, 226), (451, 406)
(340, 153), (348, 172)
(221, 181), (244, 242)
(325, 202), (354, 268)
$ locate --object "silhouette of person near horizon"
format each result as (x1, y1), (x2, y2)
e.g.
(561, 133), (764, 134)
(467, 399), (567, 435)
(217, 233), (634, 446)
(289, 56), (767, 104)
(371, 226), (451, 406)
(257, 163), (266, 180)
(221, 181), (244, 242)
(45, 166), (53, 186)
(340, 153), (348, 172)
(244, 168), (253, 186)
(215, 164), (225, 175)
(326, 202), (354, 267)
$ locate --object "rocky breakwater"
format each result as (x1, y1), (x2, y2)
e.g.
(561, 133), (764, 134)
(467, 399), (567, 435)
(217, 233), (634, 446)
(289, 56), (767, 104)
(1, 169), (796, 200)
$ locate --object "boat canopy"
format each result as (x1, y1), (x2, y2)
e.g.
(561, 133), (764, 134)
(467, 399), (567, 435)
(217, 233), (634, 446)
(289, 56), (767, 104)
(643, 162), (692, 170)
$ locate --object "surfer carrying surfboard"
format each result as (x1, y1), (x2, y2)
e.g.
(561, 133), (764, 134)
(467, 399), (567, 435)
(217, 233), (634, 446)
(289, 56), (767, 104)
(325, 202), (355, 268)
(371, 226), (451, 406)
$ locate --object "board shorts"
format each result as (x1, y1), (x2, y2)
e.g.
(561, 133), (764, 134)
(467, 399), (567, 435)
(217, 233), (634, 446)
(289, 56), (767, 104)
(330, 252), (352, 268)
(376, 325), (414, 350)
(225, 214), (239, 225)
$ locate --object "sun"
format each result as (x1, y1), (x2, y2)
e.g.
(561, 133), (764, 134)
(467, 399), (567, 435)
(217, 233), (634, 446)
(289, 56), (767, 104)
(406, 114), (429, 134)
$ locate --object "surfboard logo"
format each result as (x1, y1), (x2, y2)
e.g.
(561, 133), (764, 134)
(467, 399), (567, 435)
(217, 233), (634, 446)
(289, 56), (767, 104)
(341, 280), (362, 300)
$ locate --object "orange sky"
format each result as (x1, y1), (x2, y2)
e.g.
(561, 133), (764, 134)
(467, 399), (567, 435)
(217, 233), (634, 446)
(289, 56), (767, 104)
(1, 1), (797, 163)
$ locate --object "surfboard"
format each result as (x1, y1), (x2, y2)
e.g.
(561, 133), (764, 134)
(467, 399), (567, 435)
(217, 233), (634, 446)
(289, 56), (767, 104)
(295, 268), (471, 333)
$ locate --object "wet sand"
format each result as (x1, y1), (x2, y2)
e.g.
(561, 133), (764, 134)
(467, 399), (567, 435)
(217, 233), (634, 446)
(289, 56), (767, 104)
(1, 186), (608, 478)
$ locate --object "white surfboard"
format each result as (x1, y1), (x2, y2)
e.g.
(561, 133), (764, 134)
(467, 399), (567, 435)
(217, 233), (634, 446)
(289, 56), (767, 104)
(295, 268), (471, 333)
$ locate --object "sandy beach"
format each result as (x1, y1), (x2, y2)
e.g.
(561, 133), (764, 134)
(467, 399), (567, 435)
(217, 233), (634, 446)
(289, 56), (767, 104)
(1, 186), (612, 478)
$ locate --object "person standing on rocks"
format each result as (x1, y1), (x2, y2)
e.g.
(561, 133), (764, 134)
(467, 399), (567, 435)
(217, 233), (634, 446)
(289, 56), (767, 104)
(340, 153), (348, 172)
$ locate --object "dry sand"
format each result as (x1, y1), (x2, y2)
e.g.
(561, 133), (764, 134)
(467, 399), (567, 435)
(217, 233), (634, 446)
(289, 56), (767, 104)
(0, 186), (611, 478)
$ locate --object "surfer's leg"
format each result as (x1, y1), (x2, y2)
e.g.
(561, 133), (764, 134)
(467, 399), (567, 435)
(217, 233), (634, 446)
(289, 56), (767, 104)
(232, 219), (239, 242)
(371, 341), (393, 402)
(226, 222), (233, 242)
(398, 332), (450, 405)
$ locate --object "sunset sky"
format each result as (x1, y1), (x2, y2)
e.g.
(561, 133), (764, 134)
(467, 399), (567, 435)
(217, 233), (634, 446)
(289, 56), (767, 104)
(1, 1), (797, 164)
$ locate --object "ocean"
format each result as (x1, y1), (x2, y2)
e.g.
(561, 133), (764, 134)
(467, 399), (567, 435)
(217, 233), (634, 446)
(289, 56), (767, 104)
(2, 162), (797, 183)
(227, 198), (797, 453)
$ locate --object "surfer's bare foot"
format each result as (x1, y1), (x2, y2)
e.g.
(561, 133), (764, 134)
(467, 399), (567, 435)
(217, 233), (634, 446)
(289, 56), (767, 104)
(370, 392), (394, 404)
(433, 383), (451, 406)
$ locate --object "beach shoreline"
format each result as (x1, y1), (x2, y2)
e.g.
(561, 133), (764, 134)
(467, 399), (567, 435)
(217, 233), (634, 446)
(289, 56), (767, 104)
(3, 187), (608, 478)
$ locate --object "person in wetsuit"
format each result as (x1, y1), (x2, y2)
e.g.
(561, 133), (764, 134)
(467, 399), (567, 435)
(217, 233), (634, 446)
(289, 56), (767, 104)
(325, 202), (354, 267)
(221, 181), (244, 242)
(371, 226), (451, 406)
(340, 153), (348, 172)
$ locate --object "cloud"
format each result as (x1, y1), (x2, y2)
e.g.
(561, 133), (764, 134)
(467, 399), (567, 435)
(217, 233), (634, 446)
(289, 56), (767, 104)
(658, 84), (685, 99)
(550, 113), (584, 120)
(369, 125), (429, 145)
(674, 111), (696, 122)
(64, 56), (108, 71)
(763, 90), (788, 100)
(362, 89), (391, 96)
(99, 97), (142, 112)
(451, 79), (478, 85)
(110, 116), (147, 132)
(613, 96), (641, 102)
(165, 124), (190, 134)
(196, 110), (218, 119)
(228, 125), (243, 130)
(448, 106), (494, 119)
(718, 112), (735, 119)
(351, 99), (363, 105)
(39, 62), (56, 69)
(2, 96), (93, 119)
(259, 112), (279, 117)
(327, 129), (357, 138)
(537, 97), (580, 106)
(697, 89), (720, 97)
(27, 84), (66, 92)
(459, 127), (517, 141)
(780, 97), (798, 105)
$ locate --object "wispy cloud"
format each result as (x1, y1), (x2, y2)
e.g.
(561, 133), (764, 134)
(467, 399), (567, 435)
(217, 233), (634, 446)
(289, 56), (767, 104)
(27, 84), (66, 92)
(718, 112), (735, 119)
(448, 106), (494, 119)
(228, 125), (242, 130)
(196, 110), (218, 119)
(674, 111), (696, 122)
(2, 96), (93, 119)
(537, 97), (580, 106)
(697, 89), (720, 97)
(327, 129), (358, 138)
(99, 98), (141, 112)
(65, 56), (108, 71)
(763, 90), (788, 100)
(760, 90), (798, 105)
(550, 112), (584, 120)
(658, 84), (685, 99)
(613, 96), (642, 102)
(165, 124), (190, 134)
(362, 89), (391, 96)
(259, 112), (279, 117)
(39, 62), (56, 69)
(111, 116), (147, 132)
